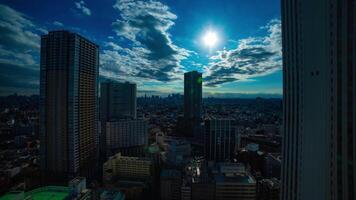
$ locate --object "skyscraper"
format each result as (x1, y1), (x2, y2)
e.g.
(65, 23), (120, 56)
(204, 119), (237, 162)
(184, 71), (202, 137)
(99, 81), (137, 158)
(39, 31), (99, 178)
(281, 1), (355, 199)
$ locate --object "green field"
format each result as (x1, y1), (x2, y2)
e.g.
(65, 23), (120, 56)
(0, 186), (70, 200)
(26, 191), (69, 200)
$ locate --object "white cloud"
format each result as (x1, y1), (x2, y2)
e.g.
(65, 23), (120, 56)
(204, 19), (282, 87)
(0, 4), (43, 67)
(0, 4), (44, 94)
(53, 21), (64, 26)
(100, 0), (192, 83)
(74, 1), (91, 16)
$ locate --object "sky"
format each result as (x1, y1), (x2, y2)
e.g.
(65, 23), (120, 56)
(0, 0), (282, 97)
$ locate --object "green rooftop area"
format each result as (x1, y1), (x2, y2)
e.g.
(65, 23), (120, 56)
(0, 186), (70, 200)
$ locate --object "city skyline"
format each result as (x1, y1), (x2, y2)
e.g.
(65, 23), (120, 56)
(0, 0), (282, 98)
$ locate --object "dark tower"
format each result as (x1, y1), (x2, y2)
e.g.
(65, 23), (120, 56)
(40, 31), (99, 179)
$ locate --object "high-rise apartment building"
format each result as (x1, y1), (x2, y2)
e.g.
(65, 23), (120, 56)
(281, 1), (355, 199)
(100, 81), (137, 120)
(39, 31), (99, 177)
(204, 119), (237, 161)
(100, 81), (137, 158)
(184, 71), (202, 137)
(106, 119), (148, 156)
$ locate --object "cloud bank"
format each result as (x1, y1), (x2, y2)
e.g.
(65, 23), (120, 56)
(204, 19), (282, 87)
(0, 4), (43, 95)
(74, 1), (91, 16)
(100, 0), (191, 83)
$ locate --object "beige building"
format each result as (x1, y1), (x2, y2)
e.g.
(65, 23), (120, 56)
(103, 153), (153, 182)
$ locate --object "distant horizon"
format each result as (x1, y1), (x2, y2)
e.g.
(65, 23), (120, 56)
(0, 91), (282, 99)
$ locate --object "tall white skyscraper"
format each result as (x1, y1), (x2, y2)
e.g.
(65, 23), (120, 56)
(281, 1), (355, 200)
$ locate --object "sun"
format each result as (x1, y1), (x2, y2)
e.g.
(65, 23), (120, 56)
(202, 30), (219, 48)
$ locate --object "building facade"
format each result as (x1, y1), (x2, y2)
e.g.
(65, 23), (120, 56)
(214, 163), (256, 200)
(105, 119), (148, 156)
(281, 0), (356, 199)
(40, 31), (99, 177)
(100, 81), (137, 120)
(184, 71), (202, 137)
(100, 81), (137, 159)
(103, 153), (153, 182)
(204, 119), (237, 161)
(160, 170), (182, 200)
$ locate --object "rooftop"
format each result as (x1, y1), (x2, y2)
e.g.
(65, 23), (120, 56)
(161, 169), (181, 177)
(0, 186), (70, 200)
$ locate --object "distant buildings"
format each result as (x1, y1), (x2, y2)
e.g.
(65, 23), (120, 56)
(281, 0), (356, 199)
(39, 31), (99, 178)
(204, 119), (237, 161)
(106, 119), (148, 156)
(160, 138), (192, 166)
(184, 71), (202, 138)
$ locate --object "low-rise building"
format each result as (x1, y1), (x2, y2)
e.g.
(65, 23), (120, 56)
(103, 153), (153, 182)
(214, 163), (256, 200)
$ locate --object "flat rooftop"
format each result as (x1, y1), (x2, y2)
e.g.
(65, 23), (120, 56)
(0, 186), (70, 200)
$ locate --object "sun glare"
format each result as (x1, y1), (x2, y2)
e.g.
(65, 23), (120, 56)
(202, 30), (219, 48)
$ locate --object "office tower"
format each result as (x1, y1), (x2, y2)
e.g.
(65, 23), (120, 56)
(100, 81), (137, 158)
(214, 163), (256, 200)
(103, 153), (154, 182)
(39, 31), (99, 177)
(281, 1), (355, 200)
(204, 119), (237, 161)
(184, 71), (202, 137)
(106, 119), (148, 156)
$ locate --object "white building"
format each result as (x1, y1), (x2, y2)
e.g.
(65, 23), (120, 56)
(106, 119), (148, 150)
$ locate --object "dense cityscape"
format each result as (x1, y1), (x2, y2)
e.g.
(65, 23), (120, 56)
(0, 91), (282, 199)
(0, 0), (355, 200)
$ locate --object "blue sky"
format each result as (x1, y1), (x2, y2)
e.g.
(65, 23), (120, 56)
(0, 0), (282, 97)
